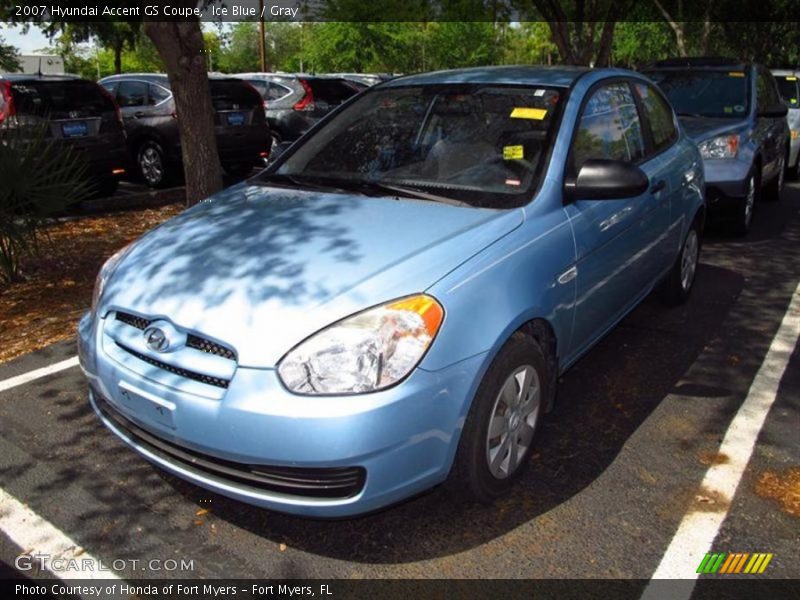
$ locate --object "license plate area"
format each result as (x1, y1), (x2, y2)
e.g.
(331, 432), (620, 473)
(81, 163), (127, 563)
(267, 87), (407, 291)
(225, 112), (245, 126)
(61, 121), (89, 138)
(117, 380), (175, 429)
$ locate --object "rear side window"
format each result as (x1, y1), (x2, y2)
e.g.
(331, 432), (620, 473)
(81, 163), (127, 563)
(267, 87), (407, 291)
(245, 79), (268, 98)
(268, 82), (292, 101)
(210, 80), (261, 110)
(756, 68), (781, 112)
(117, 81), (147, 107)
(775, 75), (799, 107)
(305, 78), (358, 105)
(634, 82), (678, 152)
(148, 84), (170, 105)
(11, 80), (116, 118)
(572, 82), (646, 173)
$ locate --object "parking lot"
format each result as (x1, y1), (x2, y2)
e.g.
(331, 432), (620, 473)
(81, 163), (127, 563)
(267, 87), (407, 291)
(0, 181), (797, 585)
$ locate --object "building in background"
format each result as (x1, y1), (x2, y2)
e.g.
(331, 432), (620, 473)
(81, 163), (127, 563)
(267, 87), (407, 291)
(17, 54), (64, 75)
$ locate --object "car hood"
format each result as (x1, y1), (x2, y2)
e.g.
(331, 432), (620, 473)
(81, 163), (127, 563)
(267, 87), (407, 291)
(678, 116), (749, 144)
(101, 182), (523, 368)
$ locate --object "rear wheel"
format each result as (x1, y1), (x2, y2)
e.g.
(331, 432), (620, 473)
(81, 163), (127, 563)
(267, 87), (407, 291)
(137, 140), (170, 188)
(660, 218), (701, 306)
(448, 332), (547, 503)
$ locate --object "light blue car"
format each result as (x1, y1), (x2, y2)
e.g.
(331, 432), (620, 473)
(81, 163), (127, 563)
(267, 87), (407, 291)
(78, 66), (705, 517)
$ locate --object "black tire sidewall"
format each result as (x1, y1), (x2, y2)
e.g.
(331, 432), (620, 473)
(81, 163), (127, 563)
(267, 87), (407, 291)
(450, 332), (548, 503)
(138, 140), (167, 188)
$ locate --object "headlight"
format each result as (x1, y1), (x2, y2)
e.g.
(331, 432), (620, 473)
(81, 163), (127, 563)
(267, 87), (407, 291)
(699, 134), (739, 159)
(91, 244), (131, 317)
(278, 294), (444, 395)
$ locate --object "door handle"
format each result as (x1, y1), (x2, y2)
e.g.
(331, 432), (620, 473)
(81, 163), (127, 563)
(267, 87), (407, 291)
(650, 180), (666, 194)
(134, 111), (146, 118)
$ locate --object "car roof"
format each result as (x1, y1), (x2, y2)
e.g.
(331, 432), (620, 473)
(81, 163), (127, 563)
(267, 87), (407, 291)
(646, 56), (750, 71)
(0, 73), (84, 82)
(99, 73), (251, 88)
(381, 65), (591, 88)
(771, 68), (799, 77)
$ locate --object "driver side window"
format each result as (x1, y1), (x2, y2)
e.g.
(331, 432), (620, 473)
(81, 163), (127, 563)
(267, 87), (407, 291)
(572, 82), (646, 174)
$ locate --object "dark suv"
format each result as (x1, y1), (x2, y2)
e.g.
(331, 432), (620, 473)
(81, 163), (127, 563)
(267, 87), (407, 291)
(644, 58), (789, 235)
(99, 74), (270, 187)
(234, 73), (359, 152)
(0, 74), (128, 197)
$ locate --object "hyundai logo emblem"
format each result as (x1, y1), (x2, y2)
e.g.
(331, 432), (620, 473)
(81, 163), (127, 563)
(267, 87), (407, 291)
(143, 326), (169, 352)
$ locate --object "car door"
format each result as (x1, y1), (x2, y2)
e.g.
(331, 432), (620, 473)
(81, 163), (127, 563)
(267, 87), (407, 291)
(563, 80), (671, 361)
(115, 79), (149, 139)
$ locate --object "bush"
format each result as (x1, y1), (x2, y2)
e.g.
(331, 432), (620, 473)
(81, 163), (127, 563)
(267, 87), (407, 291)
(0, 121), (91, 285)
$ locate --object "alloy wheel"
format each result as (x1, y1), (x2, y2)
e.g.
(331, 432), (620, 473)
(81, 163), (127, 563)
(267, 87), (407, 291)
(485, 365), (541, 479)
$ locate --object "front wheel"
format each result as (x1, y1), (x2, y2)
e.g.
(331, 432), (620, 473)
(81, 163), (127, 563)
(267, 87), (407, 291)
(448, 332), (548, 503)
(731, 172), (758, 236)
(763, 153), (785, 201)
(660, 219), (701, 306)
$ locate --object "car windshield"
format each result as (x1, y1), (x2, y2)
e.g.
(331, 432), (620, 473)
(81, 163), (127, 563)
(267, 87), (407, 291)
(775, 75), (799, 108)
(262, 83), (564, 208)
(646, 69), (751, 119)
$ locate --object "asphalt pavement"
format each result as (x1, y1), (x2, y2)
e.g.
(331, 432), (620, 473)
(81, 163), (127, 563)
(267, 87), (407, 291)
(0, 182), (798, 586)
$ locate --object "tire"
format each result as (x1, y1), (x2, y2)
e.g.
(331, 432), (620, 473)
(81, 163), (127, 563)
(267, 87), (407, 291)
(137, 140), (171, 189)
(660, 218), (701, 306)
(763, 153), (785, 201)
(270, 132), (282, 155)
(731, 171), (758, 236)
(448, 332), (548, 503)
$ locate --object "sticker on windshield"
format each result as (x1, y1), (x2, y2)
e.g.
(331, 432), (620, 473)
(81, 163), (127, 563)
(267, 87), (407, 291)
(503, 145), (524, 160)
(511, 107), (547, 120)
(734, 105), (745, 113)
(534, 89), (546, 96)
(724, 107), (733, 114)
(728, 72), (745, 77)
(787, 76), (798, 81)
(505, 178), (521, 186)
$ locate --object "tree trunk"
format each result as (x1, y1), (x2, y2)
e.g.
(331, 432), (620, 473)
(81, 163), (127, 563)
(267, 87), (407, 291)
(144, 19), (222, 207)
(113, 42), (122, 74)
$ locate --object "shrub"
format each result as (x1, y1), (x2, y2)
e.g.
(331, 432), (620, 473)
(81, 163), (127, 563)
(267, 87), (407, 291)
(0, 121), (91, 285)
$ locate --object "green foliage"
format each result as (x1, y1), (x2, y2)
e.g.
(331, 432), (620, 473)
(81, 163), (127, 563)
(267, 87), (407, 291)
(0, 122), (91, 285)
(215, 22), (304, 73)
(612, 22), (676, 68)
(0, 35), (21, 72)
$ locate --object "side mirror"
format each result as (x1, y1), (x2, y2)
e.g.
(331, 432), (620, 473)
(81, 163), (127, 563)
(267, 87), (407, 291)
(565, 159), (649, 201)
(759, 102), (788, 118)
(268, 141), (293, 162)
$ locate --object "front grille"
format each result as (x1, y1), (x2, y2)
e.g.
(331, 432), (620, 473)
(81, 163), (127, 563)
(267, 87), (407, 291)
(115, 312), (236, 361)
(116, 311), (150, 330)
(116, 343), (230, 389)
(95, 395), (366, 499)
(187, 334), (236, 360)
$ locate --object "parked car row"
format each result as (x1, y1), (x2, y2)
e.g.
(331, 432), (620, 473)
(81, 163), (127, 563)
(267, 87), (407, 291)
(0, 70), (387, 195)
(643, 57), (789, 235)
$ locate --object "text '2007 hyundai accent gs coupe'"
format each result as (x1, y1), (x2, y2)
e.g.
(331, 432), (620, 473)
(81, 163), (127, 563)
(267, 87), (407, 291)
(78, 66), (705, 517)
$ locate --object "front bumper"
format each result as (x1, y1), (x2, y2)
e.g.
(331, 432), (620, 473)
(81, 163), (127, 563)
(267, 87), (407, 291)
(78, 312), (484, 517)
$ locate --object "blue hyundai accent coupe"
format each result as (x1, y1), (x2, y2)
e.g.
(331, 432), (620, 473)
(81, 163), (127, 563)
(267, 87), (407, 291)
(78, 66), (705, 517)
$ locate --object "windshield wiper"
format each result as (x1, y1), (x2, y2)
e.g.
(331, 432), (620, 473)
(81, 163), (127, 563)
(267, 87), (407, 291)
(253, 172), (349, 193)
(676, 112), (708, 118)
(340, 179), (472, 207)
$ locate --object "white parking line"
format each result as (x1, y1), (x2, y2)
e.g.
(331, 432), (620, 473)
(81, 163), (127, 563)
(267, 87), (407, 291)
(641, 281), (800, 596)
(0, 487), (119, 580)
(0, 357), (79, 393)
